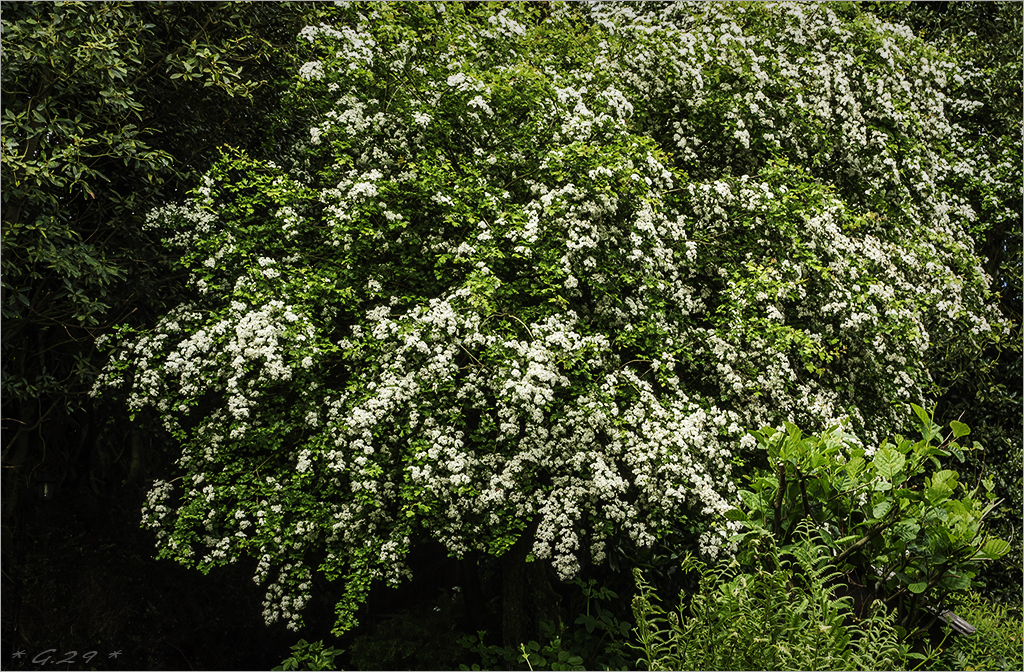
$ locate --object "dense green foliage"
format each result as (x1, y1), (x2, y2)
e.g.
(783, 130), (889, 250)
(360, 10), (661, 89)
(1, 0), (294, 401)
(272, 638), (342, 672)
(935, 590), (1024, 671)
(1, 1), (316, 666)
(3, 1), (1018, 668)
(0, 0), (308, 516)
(631, 523), (912, 671)
(870, 0), (1023, 607)
(88, 0), (1017, 649)
(728, 409), (1009, 633)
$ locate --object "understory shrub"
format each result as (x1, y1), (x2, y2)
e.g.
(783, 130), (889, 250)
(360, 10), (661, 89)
(459, 577), (633, 671)
(272, 638), (342, 671)
(630, 522), (914, 671)
(726, 408), (1011, 638)
(928, 591), (1024, 672)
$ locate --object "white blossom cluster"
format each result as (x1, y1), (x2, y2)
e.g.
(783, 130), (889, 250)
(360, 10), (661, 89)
(94, 1), (1009, 633)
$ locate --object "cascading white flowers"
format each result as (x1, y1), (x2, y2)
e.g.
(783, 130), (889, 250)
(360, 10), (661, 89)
(94, 1), (1008, 634)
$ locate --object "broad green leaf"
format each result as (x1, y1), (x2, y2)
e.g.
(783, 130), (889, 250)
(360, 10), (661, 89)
(947, 442), (965, 463)
(910, 403), (942, 441)
(910, 403), (930, 428)
(949, 420), (969, 438)
(925, 470), (957, 505)
(907, 582), (928, 594)
(873, 446), (905, 481)
(892, 520), (920, 541)
(872, 500), (892, 520)
(783, 420), (802, 443)
(738, 489), (766, 512)
(724, 508), (748, 521)
(925, 525), (952, 551)
(846, 454), (865, 479)
(975, 538), (1011, 560)
(940, 574), (972, 592)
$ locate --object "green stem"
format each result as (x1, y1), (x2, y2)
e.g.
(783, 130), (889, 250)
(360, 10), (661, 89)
(773, 462), (786, 538)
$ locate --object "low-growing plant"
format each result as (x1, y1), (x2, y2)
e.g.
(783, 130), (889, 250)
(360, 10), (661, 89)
(563, 578), (634, 670)
(929, 591), (1024, 671)
(726, 407), (1011, 635)
(459, 577), (632, 671)
(630, 522), (916, 671)
(273, 638), (342, 671)
(459, 629), (587, 672)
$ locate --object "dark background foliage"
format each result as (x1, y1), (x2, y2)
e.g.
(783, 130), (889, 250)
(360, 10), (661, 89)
(1, 1), (319, 667)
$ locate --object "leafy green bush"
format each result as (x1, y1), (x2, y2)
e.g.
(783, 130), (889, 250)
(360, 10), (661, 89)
(930, 591), (1024, 672)
(630, 523), (914, 671)
(273, 639), (342, 671)
(726, 407), (1010, 635)
(93, 1), (1010, 643)
(564, 578), (634, 670)
(459, 632), (586, 672)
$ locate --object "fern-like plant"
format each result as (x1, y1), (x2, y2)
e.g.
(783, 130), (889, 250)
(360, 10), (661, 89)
(929, 591), (1024, 671)
(631, 522), (913, 671)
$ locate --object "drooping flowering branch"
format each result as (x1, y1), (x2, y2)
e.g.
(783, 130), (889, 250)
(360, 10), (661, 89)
(94, 1), (1008, 635)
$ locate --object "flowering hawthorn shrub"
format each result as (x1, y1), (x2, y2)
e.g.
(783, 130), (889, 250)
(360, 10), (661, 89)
(93, 2), (1009, 635)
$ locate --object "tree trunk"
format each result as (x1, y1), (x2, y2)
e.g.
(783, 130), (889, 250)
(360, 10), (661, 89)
(123, 427), (146, 488)
(501, 523), (536, 659)
(459, 551), (490, 633)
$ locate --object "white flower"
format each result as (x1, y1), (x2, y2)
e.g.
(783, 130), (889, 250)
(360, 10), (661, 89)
(298, 60), (325, 81)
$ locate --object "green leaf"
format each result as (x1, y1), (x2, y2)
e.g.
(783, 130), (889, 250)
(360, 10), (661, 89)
(911, 403), (930, 426)
(872, 500), (892, 520)
(910, 403), (940, 441)
(846, 454), (865, 479)
(925, 470), (956, 505)
(724, 508), (748, 522)
(892, 520), (920, 541)
(783, 420), (802, 443)
(940, 574), (972, 592)
(751, 476), (779, 493)
(907, 582), (928, 594)
(948, 420), (969, 438)
(738, 489), (766, 512)
(975, 537), (1011, 560)
(925, 484), (952, 506)
(873, 446), (905, 481)
(947, 442), (965, 463)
